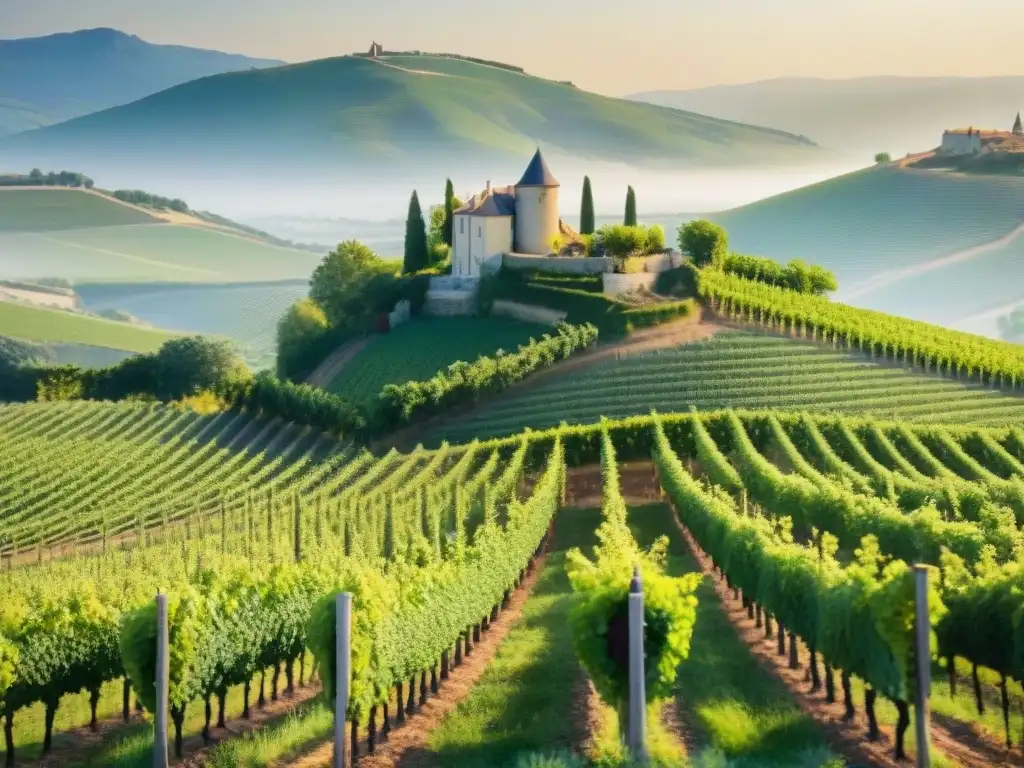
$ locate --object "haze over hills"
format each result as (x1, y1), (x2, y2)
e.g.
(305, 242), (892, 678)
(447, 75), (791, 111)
(709, 165), (1024, 338)
(627, 76), (1024, 157)
(0, 51), (845, 217)
(0, 27), (283, 137)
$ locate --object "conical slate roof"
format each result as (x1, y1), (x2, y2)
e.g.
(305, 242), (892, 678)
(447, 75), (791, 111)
(516, 148), (559, 188)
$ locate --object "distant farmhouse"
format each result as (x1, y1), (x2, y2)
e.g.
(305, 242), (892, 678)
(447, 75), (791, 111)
(451, 149), (579, 278)
(939, 112), (1024, 156)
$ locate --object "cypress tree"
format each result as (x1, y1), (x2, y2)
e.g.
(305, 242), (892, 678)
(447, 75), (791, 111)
(579, 176), (595, 235)
(403, 190), (429, 274)
(443, 179), (455, 246)
(1014, 111), (1023, 135)
(624, 186), (637, 226)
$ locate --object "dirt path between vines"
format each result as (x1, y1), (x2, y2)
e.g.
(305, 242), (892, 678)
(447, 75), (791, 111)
(306, 337), (374, 389)
(282, 543), (552, 768)
(668, 504), (1024, 768)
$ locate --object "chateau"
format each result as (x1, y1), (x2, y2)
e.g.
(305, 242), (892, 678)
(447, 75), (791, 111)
(940, 111), (1024, 156)
(451, 149), (576, 278)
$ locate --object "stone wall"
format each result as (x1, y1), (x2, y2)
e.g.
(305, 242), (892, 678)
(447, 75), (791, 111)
(602, 272), (659, 297)
(503, 253), (613, 274)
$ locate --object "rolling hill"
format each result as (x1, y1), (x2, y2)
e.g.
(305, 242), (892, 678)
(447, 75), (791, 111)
(0, 28), (283, 137)
(626, 75), (1024, 157)
(707, 165), (1024, 336)
(0, 53), (831, 187)
(0, 188), (322, 282)
(0, 300), (175, 353)
(75, 281), (309, 370)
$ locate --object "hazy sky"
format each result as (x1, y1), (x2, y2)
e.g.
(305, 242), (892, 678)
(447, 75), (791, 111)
(6, 0), (1024, 94)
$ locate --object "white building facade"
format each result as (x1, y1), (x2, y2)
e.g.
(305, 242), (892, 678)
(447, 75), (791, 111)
(451, 149), (562, 277)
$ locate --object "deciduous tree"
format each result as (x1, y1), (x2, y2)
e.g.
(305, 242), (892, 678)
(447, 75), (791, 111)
(678, 219), (728, 267)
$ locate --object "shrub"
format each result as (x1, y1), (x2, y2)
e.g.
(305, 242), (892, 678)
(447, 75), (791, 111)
(678, 220), (728, 267)
(276, 298), (331, 380)
(875, 152), (892, 164)
(721, 253), (837, 296)
(592, 224), (661, 259)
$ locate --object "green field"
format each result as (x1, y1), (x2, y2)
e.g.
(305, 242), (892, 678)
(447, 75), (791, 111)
(0, 222), (321, 283)
(0, 300), (175, 353)
(432, 330), (1024, 444)
(76, 281), (308, 370)
(0, 189), (160, 232)
(327, 316), (551, 401)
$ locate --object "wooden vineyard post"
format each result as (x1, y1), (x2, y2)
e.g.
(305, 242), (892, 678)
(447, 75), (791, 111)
(334, 593), (352, 768)
(153, 592), (169, 768)
(627, 566), (646, 761)
(914, 565), (931, 768)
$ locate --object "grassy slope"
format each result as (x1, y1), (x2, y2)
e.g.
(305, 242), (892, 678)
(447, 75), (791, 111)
(431, 330), (1024, 444)
(75, 281), (309, 370)
(0, 189), (322, 282)
(710, 166), (1024, 331)
(0, 300), (175, 352)
(0, 188), (160, 231)
(327, 317), (551, 401)
(0, 54), (826, 173)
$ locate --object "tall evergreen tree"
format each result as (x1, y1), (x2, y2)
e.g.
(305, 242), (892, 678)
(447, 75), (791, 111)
(579, 176), (595, 235)
(403, 190), (429, 274)
(442, 178), (456, 246)
(624, 186), (637, 226)
(1014, 111), (1023, 135)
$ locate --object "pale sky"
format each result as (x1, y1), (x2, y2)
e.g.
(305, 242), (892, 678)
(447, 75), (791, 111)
(5, 0), (1024, 95)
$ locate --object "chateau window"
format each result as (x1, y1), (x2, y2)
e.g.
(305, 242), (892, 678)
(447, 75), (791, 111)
(478, 225), (482, 237)
(460, 218), (464, 234)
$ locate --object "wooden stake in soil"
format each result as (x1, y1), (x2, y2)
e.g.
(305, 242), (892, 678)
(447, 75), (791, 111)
(335, 592), (352, 768)
(913, 565), (931, 768)
(153, 592), (169, 768)
(628, 567), (647, 761)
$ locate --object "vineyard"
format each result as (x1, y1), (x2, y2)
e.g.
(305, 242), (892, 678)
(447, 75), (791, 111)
(326, 317), (551, 401)
(433, 330), (1024, 444)
(5, 398), (1024, 764)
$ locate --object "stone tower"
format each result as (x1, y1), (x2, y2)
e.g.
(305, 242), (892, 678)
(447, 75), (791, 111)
(513, 148), (560, 255)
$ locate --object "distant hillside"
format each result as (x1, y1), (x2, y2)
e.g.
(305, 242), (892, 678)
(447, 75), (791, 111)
(709, 166), (1024, 336)
(627, 76), (1024, 157)
(0, 188), (321, 282)
(0, 28), (283, 136)
(0, 53), (830, 186)
(0, 299), (175, 353)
